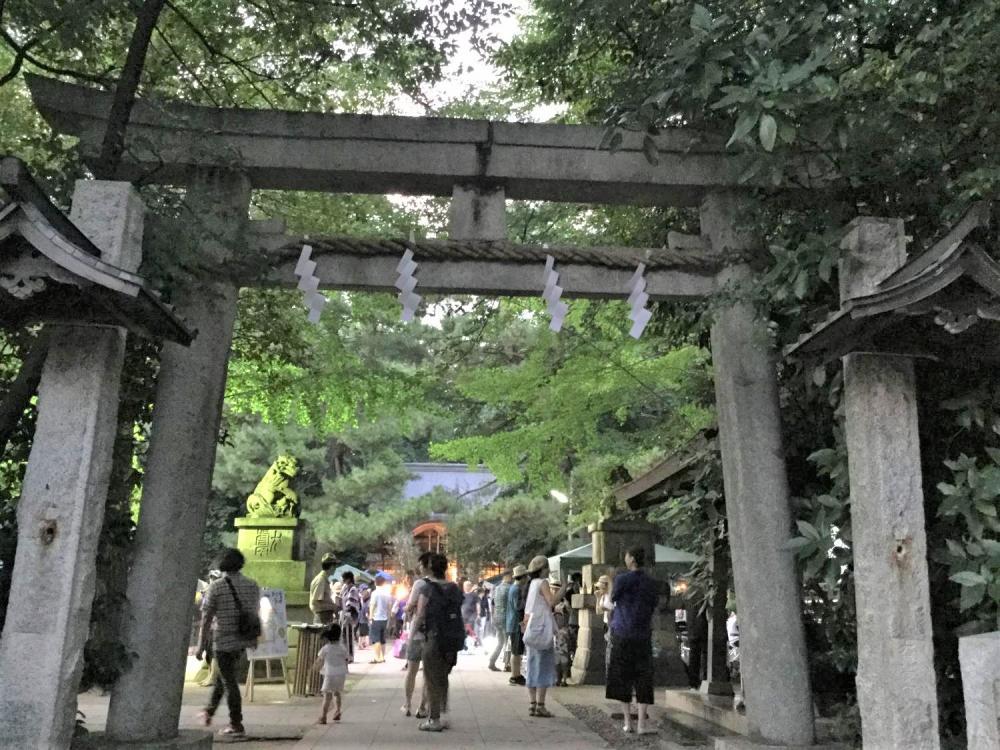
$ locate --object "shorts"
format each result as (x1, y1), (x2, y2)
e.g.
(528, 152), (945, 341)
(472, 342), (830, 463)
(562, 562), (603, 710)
(321, 673), (346, 693)
(407, 638), (424, 662)
(358, 623), (370, 637)
(605, 633), (654, 705)
(509, 625), (525, 657)
(370, 620), (388, 645)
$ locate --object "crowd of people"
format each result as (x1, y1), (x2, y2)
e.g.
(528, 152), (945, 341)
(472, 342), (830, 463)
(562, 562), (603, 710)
(195, 544), (662, 737)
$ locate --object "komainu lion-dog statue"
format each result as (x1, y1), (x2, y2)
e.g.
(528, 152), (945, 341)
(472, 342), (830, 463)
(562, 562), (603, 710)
(245, 455), (300, 517)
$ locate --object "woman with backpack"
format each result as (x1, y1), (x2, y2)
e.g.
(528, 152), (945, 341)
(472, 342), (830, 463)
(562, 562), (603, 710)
(522, 555), (558, 718)
(412, 552), (463, 732)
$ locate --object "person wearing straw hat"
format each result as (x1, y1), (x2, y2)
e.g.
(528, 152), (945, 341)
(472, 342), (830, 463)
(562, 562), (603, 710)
(522, 555), (558, 717)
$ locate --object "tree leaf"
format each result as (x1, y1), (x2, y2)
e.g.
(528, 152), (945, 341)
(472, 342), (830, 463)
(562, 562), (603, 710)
(691, 4), (712, 33)
(796, 519), (822, 541)
(980, 538), (1000, 557)
(950, 570), (987, 586)
(728, 108), (760, 147)
(782, 536), (813, 551)
(759, 113), (778, 152)
(959, 583), (986, 611)
(945, 538), (966, 558)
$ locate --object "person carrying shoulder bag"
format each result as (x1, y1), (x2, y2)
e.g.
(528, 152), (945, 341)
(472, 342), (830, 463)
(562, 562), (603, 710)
(521, 555), (558, 718)
(196, 548), (261, 738)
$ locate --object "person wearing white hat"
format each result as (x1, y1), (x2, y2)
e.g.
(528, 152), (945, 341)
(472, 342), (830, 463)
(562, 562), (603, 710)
(522, 555), (558, 718)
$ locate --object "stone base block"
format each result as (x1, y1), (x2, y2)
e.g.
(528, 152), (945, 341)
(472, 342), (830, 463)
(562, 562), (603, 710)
(666, 688), (750, 736)
(701, 679), (736, 696)
(73, 729), (212, 749)
(714, 739), (847, 750)
(241, 559), (306, 592)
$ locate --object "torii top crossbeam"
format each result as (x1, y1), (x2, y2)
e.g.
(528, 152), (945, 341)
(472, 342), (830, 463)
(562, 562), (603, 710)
(26, 75), (827, 207)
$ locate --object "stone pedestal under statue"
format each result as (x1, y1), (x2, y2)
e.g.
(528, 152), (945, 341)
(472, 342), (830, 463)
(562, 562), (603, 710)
(235, 517), (307, 602)
(233, 516), (309, 678)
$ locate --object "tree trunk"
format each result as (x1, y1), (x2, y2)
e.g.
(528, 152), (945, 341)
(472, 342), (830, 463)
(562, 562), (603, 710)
(0, 329), (50, 453)
(92, 0), (168, 179)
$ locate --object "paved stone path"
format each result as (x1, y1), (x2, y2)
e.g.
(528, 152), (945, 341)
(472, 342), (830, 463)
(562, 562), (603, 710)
(77, 648), (613, 748)
(294, 654), (609, 750)
(77, 647), (713, 748)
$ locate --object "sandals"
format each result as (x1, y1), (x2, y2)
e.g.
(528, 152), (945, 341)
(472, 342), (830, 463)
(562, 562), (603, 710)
(414, 709), (428, 719)
(400, 705), (412, 717)
(529, 701), (537, 717)
(534, 704), (553, 718)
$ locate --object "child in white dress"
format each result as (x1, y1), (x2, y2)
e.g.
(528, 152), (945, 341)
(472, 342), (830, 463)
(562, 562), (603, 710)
(313, 623), (349, 723)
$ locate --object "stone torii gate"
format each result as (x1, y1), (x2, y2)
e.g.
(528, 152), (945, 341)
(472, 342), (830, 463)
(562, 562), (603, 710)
(21, 73), (828, 749)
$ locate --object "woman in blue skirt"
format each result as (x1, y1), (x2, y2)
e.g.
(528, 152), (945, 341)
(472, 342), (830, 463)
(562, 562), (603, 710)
(522, 555), (558, 717)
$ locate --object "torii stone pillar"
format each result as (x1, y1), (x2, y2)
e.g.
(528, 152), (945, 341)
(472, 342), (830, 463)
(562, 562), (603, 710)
(840, 218), (940, 749)
(106, 170), (250, 742)
(702, 191), (814, 746)
(0, 181), (140, 748)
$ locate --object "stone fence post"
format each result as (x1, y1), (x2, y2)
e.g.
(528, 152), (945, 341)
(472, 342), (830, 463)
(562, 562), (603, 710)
(0, 181), (141, 748)
(959, 631), (1000, 750)
(840, 218), (940, 749)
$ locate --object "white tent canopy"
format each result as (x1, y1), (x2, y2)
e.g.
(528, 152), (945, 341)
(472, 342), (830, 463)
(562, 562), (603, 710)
(548, 542), (696, 576)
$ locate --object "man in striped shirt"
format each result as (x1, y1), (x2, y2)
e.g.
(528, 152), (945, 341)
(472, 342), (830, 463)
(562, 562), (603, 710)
(196, 548), (261, 738)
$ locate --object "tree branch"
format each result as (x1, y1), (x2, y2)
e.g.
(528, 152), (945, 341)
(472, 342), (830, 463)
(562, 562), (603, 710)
(0, 329), (50, 452)
(93, 0), (168, 179)
(151, 27), (222, 106)
(165, 0), (281, 106)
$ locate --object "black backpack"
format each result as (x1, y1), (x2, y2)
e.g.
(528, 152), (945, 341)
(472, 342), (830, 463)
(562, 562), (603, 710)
(423, 579), (466, 656)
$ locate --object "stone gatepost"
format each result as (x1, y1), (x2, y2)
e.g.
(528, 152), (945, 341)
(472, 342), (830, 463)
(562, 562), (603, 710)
(569, 519), (686, 688)
(702, 191), (815, 746)
(569, 563), (615, 685)
(590, 518), (655, 570)
(106, 170), (250, 743)
(0, 181), (139, 748)
(840, 218), (940, 749)
(702, 543), (734, 696)
(958, 631), (1000, 750)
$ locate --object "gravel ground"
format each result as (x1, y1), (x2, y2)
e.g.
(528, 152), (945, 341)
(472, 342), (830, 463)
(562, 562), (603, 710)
(562, 704), (708, 749)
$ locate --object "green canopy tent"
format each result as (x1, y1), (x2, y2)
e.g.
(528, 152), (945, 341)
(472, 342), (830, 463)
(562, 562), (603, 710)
(547, 542), (696, 580)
